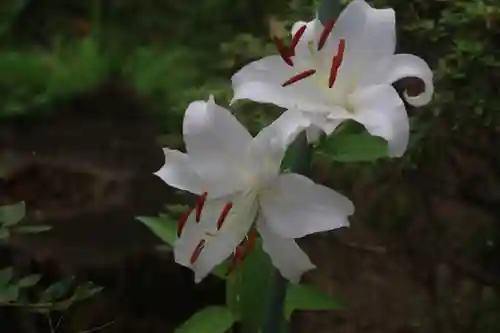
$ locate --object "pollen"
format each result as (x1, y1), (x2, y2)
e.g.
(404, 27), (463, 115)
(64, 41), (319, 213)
(177, 206), (193, 237)
(273, 37), (294, 67)
(328, 39), (345, 88)
(195, 191), (208, 222)
(289, 24), (307, 56)
(317, 20), (335, 51)
(190, 239), (206, 264)
(282, 69), (316, 87)
(217, 202), (233, 230)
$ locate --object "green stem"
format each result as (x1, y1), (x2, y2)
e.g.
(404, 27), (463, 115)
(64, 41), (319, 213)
(261, 133), (311, 333)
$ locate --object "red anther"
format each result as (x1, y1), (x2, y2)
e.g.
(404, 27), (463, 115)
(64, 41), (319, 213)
(328, 39), (345, 88)
(245, 228), (258, 254)
(282, 69), (316, 87)
(273, 37), (294, 67)
(190, 239), (206, 264)
(195, 192), (208, 222)
(216, 202), (233, 230)
(289, 24), (307, 56)
(317, 20), (336, 51)
(226, 245), (245, 276)
(177, 207), (193, 237)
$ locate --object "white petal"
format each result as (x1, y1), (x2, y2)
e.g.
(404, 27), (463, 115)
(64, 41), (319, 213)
(325, 0), (395, 79)
(350, 85), (409, 157)
(246, 110), (310, 182)
(183, 96), (252, 197)
(260, 173), (354, 239)
(154, 148), (204, 194)
(290, 19), (321, 59)
(258, 218), (315, 283)
(174, 192), (257, 283)
(231, 56), (328, 113)
(359, 54), (434, 107)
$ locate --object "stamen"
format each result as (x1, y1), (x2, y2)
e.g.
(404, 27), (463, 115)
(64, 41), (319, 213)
(273, 37), (294, 67)
(216, 202), (233, 230)
(245, 228), (258, 253)
(190, 239), (206, 264)
(328, 39), (345, 88)
(226, 245), (245, 276)
(195, 191), (208, 222)
(289, 24), (307, 56)
(282, 69), (316, 87)
(177, 207), (193, 237)
(317, 20), (336, 51)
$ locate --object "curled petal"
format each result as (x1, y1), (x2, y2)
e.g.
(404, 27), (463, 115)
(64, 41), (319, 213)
(258, 218), (316, 283)
(260, 173), (353, 239)
(154, 148), (204, 194)
(350, 84), (409, 157)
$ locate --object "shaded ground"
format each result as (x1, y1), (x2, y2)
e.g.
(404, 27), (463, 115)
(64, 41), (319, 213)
(0, 84), (500, 332)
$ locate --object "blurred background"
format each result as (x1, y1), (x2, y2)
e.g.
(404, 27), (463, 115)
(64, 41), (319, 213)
(0, 0), (499, 332)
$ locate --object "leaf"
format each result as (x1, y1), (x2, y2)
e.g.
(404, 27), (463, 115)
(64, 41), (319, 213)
(174, 306), (236, 333)
(72, 282), (103, 301)
(237, 241), (275, 333)
(0, 267), (13, 287)
(17, 274), (41, 288)
(0, 202), (25, 226)
(0, 228), (10, 239)
(40, 277), (75, 302)
(284, 283), (342, 319)
(0, 284), (19, 302)
(14, 225), (52, 234)
(320, 132), (388, 162)
(137, 215), (177, 246)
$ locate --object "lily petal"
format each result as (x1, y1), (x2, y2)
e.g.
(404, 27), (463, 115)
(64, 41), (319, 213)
(231, 56), (326, 112)
(327, 0), (395, 75)
(154, 148), (204, 194)
(246, 110), (310, 182)
(350, 85), (409, 157)
(174, 193), (257, 283)
(183, 96), (253, 197)
(260, 173), (354, 239)
(258, 218), (316, 283)
(359, 54), (434, 107)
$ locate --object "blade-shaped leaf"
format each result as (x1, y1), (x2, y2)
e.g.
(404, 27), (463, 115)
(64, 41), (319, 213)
(17, 274), (41, 288)
(15, 225), (52, 234)
(137, 215), (177, 246)
(0, 202), (25, 226)
(0, 267), (13, 287)
(40, 277), (75, 302)
(0, 284), (19, 302)
(284, 283), (342, 319)
(174, 306), (237, 333)
(320, 132), (388, 162)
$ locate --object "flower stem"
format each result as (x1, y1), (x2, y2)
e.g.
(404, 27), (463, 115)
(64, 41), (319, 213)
(261, 132), (311, 333)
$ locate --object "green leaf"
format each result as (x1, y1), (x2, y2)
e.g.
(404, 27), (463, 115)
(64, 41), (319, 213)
(137, 215), (177, 246)
(0, 228), (10, 239)
(0, 267), (13, 287)
(72, 282), (103, 301)
(320, 132), (388, 162)
(14, 225), (52, 234)
(174, 306), (237, 333)
(284, 283), (342, 319)
(40, 277), (75, 302)
(0, 202), (25, 226)
(17, 274), (41, 288)
(0, 284), (19, 302)
(237, 241), (275, 333)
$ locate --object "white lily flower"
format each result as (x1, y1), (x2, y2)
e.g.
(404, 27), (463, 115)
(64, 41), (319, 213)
(231, 0), (434, 157)
(155, 96), (354, 283)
